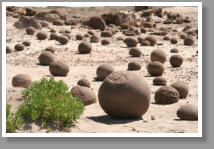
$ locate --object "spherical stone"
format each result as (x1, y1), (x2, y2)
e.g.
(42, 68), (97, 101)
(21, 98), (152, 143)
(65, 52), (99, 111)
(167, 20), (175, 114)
(124, 37), (138, 47)
(96, 63), (114, 81)
(77, 78), (91, 88)
(101, 39), (110, 45)
(22, 40), (31, 46)
(6, 46), (12, 53)
(76, 34), (84, 40)
(171, 81), (189, 98)
(98, 71), (151, 118)
(154, 86), (179, 104)
(14, 43), (25, 51)
(150, 49), (167, 63)
(40, 21), (49, 28)
(70, 85), (97, 106)
(128, 60), (141, 70)
(50, 33), (59, 40)
(45, 46), (56, 54)
(62, 33), (71, 40)
(101, 31), (113, 37)
(170, 38), (178, 44)
(53, 20), (64, 26)
(88, 16), (106, 31)
(147, 61), (164, 76)
(58, 36), (69, 45)
(26, 27), (35, 35)
(170, 48), (179, 53)
(153, 76), (167, 86)
(39, 51), (55, 65)
(49, 61), (69, 76)
(78, 41), (92, 54)
(141, 40), (150, 46)
(163, 36), (170, 40)
(12, 74), (32, 88)
(184, 37), (194, 46)
(90, 35), (99, 43)
(145, 36), (157, 46)
(170, 54), (183, 67)
(177, 104), (198, 120)
(129, 47), (142, 57)
(36, 32), (47, 40)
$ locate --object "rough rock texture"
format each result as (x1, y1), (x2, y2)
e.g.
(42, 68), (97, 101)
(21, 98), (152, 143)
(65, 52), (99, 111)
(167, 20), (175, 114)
(71, 85), (96, 106)
(98, 71), (150, 118)
(147, 61), (164, 76)
(12, 74), (32, 88)
(154, 86), (179, 104)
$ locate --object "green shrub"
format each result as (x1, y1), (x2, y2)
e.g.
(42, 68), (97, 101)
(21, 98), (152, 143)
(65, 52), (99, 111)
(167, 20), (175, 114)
(18, 77), (84, 129)
(6, 104), (23, 133)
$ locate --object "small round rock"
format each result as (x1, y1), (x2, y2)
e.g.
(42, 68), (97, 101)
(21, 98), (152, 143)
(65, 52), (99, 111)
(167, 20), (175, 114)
(150, 49), (167, 63)
(77, 78), (91, 88)
(129, 47), (142, 57)
(170, 38), (178, 44)
(153, 76), (167, 86)
(128, 60), (141, 70)
(171, 81), (189, 98)
(184, 37), (194, 46)
(58, 36), (69, 45)
(141, 40), (150, 46)
(148, 61), (164, 76)
(124, 37), (138, 47)
(12, 74), (32, 88)
(78, 41), (92, 54)
(49, 61), (69, 76)
(170, 54), (183, 67)
(26, 27), (35, 35)
(71, 85), (96, 106)
(96, 63), (114, 81)
(154, 86), (179, 104)
(39, 51), (55, 65)
(14, 44), (25, 51)
(76, 34), (84, 40)
(101, 39), (110, 45)
(177, 104), (198, 120)
(37, 32), (47, 40)
(22, 40), (31, 46)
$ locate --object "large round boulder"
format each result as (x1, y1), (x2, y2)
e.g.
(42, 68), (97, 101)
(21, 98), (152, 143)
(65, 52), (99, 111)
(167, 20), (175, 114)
(71, 85), (96, 106)
(177, 104), (198, 120)
(98, 71), (151, 118)
(49, 61), (69, 76)
(12, 74), (32, 88)
(154, 86), (179, 104)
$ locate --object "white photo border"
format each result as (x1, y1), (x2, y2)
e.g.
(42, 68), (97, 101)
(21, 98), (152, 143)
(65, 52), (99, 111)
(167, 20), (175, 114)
(2, 2), (202, 137)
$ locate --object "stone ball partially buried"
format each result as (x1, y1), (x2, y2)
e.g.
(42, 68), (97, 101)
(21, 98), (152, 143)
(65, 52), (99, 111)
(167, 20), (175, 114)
(98, 71), (151, 118)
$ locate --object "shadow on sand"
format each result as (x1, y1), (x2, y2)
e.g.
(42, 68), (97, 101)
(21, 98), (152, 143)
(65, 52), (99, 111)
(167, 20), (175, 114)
(87, 115), (142, 125)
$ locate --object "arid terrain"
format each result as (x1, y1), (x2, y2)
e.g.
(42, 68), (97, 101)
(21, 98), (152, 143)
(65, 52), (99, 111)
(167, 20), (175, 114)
(6, 6), (198, 133)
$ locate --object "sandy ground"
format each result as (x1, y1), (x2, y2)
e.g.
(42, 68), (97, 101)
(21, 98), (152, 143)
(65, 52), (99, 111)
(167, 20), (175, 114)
(6, 6), (198, 133)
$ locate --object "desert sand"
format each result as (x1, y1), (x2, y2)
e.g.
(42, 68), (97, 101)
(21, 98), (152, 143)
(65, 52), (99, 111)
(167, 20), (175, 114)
(6, 6), (198, 133)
